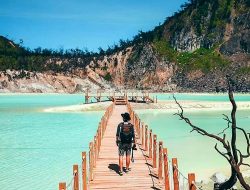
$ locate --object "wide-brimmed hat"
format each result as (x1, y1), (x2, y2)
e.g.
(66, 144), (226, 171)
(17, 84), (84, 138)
(121, 112), (131, 121)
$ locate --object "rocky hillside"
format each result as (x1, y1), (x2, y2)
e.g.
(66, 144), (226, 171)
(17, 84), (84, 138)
(0, 69), (113, 93)
(0, 36), (114, 93)
(87, 0), (250, 92)
(0, 0), (249, 92)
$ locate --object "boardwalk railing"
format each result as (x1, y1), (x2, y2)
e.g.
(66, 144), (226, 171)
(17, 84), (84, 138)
(59, 103), (114, 190)
(84, 91), (155, 104)
(59, 101), (201, 190)
(127, 102), (201, 190)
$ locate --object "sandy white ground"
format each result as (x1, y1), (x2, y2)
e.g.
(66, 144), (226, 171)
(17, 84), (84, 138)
(43, 101), (112, 112)
(43, 100), (250, 113)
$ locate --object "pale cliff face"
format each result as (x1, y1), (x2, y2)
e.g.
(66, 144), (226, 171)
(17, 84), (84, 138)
(0, 70), (110, 93)
(89, 48), (133, 88)
(87, 45), (177, 91)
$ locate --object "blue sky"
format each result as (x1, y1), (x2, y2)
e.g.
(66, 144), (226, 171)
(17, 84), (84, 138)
(0, 0), (188, 51)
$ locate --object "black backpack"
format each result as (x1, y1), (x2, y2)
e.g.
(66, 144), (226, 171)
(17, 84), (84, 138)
(119, 122), (133, 144)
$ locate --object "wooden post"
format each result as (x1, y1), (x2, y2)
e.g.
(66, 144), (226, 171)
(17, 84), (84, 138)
(93, 136), (97, 167)
(135, 116), (138, 134)
(99, 123), (102, 149)
(82, 152), (87, 190)
(98, 128), (100, 153)
(163, 148), (170, 190)
(172, 158), (179, 190)
(98, 126), (101, 152)
(73, 165), (79, 190)
(89, 142), (93, 181)
(95, 132), (99, 158)
(145, 125), (148, 151)
(156, 96), (158, 103)
(101, 119), (104, 138)
(141, 122), (144, 149)
(138, 118), (141, 138)
(149, 129), (153, 159)
(153, 134), (157, 168)
(158, 141), (163, 180)
(188, 173), (196, 190)
(135, 116), (139, 134)
(85, 89), (89, 104)
(59, 183), (66, 190)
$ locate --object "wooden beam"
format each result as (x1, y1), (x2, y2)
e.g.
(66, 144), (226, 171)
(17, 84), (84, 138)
(59, 182), (66, 190)
(172, 158), (179, 190)
(145, 125), (148, 151)
(163, 148), (170, 190)
(158, 141), (163, 180)
(188, 173), (196, 190)
(153, 135), (157, 168)
(149, 129), (153, 159)
(89, 142), (93, 181)
(82, 152), (87, 190)
(141, 122), (144, 150)
(73, 165), (79, 190)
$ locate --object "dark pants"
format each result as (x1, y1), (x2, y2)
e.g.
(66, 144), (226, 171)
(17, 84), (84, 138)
(118, 143), (132, 156)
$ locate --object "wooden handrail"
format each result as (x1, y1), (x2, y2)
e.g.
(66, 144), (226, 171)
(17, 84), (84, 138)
(172, 158), (179, 190)
(163, 148), (170, 190)
(153, 135), (157, 168)
(59, 182), (66, 190)
(149, 129), (153, 159)
(73, 165), (79, 190)
(126, 101), (196, 190)
(145, 125), (148, 151)
(158, 141), (163, 180)
(82, 152), (87, 190)
(141, 122), (144, 149)
(188, 173), (196, 190)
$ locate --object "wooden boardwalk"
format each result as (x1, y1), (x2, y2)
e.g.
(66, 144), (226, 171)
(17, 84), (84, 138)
(58, 99), (198, 190)
(88, 104), (164, 190)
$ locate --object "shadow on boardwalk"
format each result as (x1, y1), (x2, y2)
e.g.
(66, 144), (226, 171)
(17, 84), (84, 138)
(108, 163), (120, 174)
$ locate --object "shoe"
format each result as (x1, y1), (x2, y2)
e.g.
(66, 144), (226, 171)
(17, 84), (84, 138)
(118, 170), (123, 176)
(125, 168), (131, 173)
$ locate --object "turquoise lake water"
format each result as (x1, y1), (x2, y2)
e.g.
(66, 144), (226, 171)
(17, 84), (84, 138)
(0, 94), (104, 190)
(137, 109), (250, 181)
(0, 93), (249, 189)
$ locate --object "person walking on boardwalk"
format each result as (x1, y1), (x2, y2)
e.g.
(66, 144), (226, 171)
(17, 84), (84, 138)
(116, 112), (135, 176)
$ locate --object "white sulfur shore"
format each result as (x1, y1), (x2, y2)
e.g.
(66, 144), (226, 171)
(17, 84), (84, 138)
(130, 100), (250, 112)
(43, 100), (250, 113)
(43, 102), (112, 112)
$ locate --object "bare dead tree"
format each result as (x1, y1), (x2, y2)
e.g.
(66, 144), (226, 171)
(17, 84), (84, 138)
(174, 80), (250, 190)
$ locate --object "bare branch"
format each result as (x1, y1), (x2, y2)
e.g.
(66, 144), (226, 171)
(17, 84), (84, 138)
(222, 114), (232, 123)
(242, 163), (250, 168)
(173, 95), (231, 152)
(236, 127), (250, 158)
(218, 115), (231, 135)
(215, 144), (230, 162)
(237, 149), (244, 166)
(227, 80), (238, 164)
